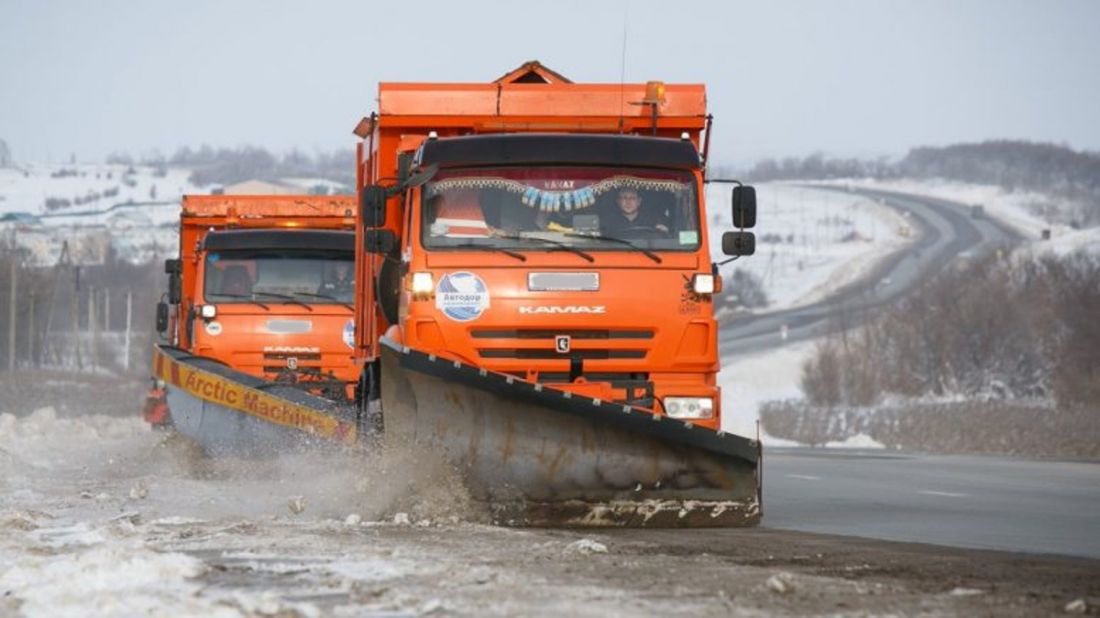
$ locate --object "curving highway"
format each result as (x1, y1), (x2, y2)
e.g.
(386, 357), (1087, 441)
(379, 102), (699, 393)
(719, 187), (1024, 356)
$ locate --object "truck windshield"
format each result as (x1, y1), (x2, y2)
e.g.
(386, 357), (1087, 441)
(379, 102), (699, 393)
(421, 166), (701, 253)
(204, 250), (354, 305)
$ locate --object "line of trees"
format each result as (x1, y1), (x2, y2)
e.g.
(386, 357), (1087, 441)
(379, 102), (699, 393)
(759, 249), (1100, 455)
(107, 145), (355, 188)
(799, 250), (1100, 410)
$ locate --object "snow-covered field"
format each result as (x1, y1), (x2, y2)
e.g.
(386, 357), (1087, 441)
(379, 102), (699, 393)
(0, 163), (198, 219)
(0, 163), (195, 265)
(707, 183), (913, 310)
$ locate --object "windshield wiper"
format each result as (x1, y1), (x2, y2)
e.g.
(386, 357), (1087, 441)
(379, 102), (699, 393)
(294, 291), (354, 311)
(563, 233), (662, 264)
(253, 291), (314, 311)
(451, 242), (526, 262)
(207, 293), (270, 310)
(494, 233), (595, 263)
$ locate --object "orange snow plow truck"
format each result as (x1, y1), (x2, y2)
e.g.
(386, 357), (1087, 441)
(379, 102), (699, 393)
(146, 195), (361, 455)
(353, 62), (760, 526)
(147, 62), (760, 525)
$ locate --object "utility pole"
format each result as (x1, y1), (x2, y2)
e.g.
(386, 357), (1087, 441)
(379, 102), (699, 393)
(28, 291), (35, 368)
(104, 289), (110, 333)
(124, 290), (132, 372)
(89, 286), (97, 371)
(7, 259), (15, 372)
(72, 266), (82, 370)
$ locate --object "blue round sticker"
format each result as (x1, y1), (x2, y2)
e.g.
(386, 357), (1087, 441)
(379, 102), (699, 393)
(435, 272), (490, 322)
(342, 319), (355, 349)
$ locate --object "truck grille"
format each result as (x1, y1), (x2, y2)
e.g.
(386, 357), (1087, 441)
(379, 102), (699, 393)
(263, 352), (322, 362)
(479, 348), (645, 360)
(261, 351), (323, 374)
(472, 328), (652, 361)
(470, 328), (653, 340)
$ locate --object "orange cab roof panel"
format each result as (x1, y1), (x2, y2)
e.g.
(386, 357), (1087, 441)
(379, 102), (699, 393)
(377, 82), (706, 120)
(181, 195), (357, 219)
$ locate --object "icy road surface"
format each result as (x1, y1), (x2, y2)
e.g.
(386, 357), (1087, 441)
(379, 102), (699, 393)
(2, 408), (1098, 617)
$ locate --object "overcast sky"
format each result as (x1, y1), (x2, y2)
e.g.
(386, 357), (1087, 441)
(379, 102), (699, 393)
(2, 0), (1098, 166)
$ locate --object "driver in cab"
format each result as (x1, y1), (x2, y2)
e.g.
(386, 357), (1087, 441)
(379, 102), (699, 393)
(319, 261), (354, 299)
(600, 188), (669, 236)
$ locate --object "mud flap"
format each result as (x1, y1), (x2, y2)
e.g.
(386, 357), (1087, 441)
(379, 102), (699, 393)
(379, 337), (761, 527)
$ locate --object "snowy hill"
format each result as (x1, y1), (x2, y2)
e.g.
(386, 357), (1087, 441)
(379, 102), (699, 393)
(0, 163), (202, 265)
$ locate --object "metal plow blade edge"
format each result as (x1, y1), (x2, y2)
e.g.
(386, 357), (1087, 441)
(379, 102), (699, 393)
(152, 345), (357, 457)
(379, 338), (761, 527)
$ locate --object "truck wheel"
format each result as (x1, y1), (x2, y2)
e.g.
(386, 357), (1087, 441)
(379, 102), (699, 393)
(357, 361), (383, 436)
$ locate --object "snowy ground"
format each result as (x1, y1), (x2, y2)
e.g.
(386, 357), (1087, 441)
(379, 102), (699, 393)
(2, 408), (1090, 617)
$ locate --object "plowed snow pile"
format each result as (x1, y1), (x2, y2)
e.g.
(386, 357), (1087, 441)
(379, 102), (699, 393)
(0, 407), (474, 617)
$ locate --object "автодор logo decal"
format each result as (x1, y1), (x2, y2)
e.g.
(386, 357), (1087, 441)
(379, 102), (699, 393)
(436, 272), (490, 322)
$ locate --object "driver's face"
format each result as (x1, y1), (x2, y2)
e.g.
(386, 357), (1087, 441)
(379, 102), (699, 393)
(617, 190), (641, 216)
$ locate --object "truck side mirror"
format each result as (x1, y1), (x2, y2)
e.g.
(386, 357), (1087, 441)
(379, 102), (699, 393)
(361, 185), (388, 228)
(164, 258), (182, 304)
(722, 231), (756, 256)
(155, 301), (169, 334)
(364, 229), (397, 254)
(732, 185), (757, 228)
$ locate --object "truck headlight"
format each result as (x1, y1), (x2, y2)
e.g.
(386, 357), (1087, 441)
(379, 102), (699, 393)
(410, 272), (434, 295)
(664, 397), (714, 419)
(692, 274), (715, 295)
(200, 305), (217, 319)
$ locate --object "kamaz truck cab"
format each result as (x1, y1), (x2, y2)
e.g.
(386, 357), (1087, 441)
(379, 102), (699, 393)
(147, 195), (359, 429)
(187, 226), (357, 400)
(394, 132), (729, 427)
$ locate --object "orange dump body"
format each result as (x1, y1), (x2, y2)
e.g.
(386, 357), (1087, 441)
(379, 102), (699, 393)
(171, 195), (359, 400)
(355, 64), (726, 429)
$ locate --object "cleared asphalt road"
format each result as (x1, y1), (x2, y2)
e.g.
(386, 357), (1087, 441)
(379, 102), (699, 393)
(720, 187), (1024, 355)
(764, 448), (1100, 559)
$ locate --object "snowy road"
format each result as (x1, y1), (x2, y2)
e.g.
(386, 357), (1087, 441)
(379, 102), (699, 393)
(2, 409), (1097, 616)
(719, 187), (1024, 355)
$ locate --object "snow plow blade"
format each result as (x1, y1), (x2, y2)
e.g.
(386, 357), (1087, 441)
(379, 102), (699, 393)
(152, 345), (357, 457)
(379, 338), (761, 527)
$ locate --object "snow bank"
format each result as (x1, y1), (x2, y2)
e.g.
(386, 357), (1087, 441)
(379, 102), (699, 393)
(0, 407), (153, 473)
(824, 434), (886, 449)
(719, 341), (816, 442)
(0, 536), (215, 618)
